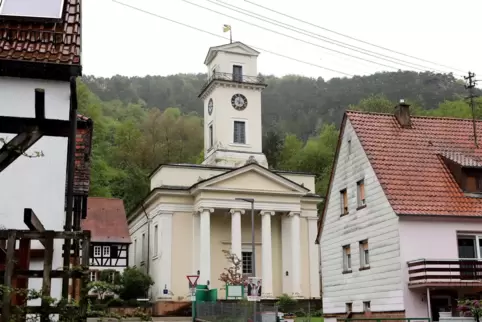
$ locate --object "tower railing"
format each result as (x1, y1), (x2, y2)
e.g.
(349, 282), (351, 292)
(199, 72), (266, 96)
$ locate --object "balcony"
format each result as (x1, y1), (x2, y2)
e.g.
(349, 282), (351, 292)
(198, 72), (267, 97)
(408, 259), (482, 288)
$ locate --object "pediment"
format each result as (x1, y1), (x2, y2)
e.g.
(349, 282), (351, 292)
(204, 42), (259, 64)
(194, 164), (308, 194)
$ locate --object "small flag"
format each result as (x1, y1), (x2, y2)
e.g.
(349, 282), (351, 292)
(223, 24), (231, 33)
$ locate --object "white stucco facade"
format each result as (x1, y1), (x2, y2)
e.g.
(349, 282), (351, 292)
(128, 42), (322, 303)
(0, 76), (71, 302)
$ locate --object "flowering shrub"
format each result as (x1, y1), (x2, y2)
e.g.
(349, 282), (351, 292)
(457, 299), (482, 320)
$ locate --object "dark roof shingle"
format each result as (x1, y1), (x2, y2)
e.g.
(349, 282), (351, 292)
(0, 0), (81, 65)
(82, 197), (131, 243)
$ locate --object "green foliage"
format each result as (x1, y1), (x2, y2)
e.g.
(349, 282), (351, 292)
(119, 267), (154, 300)
(276, 293), (298, 313)
(79, 72), (482, 217)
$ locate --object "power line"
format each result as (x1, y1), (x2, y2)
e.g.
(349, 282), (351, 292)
(209, 0), (450, 75)
(244, 0), (467, 74)
(180, 0), (404, 72)
(111, 0), (354, 77)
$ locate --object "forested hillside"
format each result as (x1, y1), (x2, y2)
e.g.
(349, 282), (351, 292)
(79, 71), (482, 213)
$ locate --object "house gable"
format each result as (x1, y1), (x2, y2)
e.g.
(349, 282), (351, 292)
(193, 163), (309, 195)
(318, 117), (403, 315)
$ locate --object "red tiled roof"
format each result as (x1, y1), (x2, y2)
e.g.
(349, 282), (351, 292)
(74, 114), (92, 195)
(347, 111), (482, 217)
(82, 197), (131, 243)
(0, 0), (81, 65)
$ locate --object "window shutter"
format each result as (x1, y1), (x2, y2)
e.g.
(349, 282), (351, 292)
(467, 176), (477, 192)
(362, 242), (368, 251)
(344, 247), (350, 255)
(343, 191), (348, 207)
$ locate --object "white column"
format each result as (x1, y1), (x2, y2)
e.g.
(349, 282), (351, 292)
(159, 212), (173, 299)
(199, 208), (214, 286)
(289, 211), (302, 298)
(192, 212), (200, 274)
(261, 210), (275, 298)
(307, 216), (321, 298)
(230, 209), (244, 262)
(281, 214), (292, 295)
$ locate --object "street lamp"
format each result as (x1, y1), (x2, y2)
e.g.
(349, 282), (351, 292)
(235, 198), (256, 277)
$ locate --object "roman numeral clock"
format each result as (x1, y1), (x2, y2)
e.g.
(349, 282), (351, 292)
(231, 94), (248, 111)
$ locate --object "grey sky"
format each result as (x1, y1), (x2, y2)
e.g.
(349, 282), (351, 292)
(82, 0), (481, 81)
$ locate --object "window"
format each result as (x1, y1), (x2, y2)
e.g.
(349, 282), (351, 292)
(347, 139), (352, 155)
(233, 121), (246, 144)
(343, 245), (351, 272)
(233, 65), (243, 82)
(363, 301), (371, 312)
(345, 302), (352, 313)
(141, 233), (146, 264)
(212, 68), (216, 77)
(340, 189), (348, 215)
(89, 271), (97, 282)
(357, 180), (366, 208)
(93, 246), (101, 257)
(209, 124), (213, 149)
(103, 246), (110, 257)
(134, 239), (137, 264)
(242, 251), (253, 274)
(359, 240), (370, 268)
(154, 225), (159, 256)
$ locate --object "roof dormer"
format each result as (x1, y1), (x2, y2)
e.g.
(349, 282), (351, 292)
(440, 151), (482, 194)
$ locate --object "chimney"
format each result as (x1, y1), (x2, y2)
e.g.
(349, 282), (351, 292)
(394, 99), (411, 128)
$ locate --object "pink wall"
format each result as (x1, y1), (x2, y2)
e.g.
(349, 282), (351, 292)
(398, 216), (482, 318)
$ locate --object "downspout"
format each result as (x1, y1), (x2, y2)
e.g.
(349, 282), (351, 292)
(141, 204), (150, 297)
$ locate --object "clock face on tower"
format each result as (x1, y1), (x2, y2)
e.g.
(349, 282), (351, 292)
(208, 98), (213, 115)
(231, 94), (248, 111)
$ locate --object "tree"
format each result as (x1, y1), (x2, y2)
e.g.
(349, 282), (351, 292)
(219, 250), (245, 286)
(119, 267), (154, 300)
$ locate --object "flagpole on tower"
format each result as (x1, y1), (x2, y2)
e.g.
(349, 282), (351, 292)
(223, 24), (232, 43)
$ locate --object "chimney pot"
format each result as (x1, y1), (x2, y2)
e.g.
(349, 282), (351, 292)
(395, 99), (411, 128)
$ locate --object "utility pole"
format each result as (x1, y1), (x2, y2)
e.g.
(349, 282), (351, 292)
(465, 71), (479, 148)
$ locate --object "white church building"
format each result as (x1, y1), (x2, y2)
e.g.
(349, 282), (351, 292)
(127, 42), (321, 307)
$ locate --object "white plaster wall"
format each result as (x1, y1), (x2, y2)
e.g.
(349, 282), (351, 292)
(203, 85), (263, 158)
(320, 120), (403, 314)
(398, 217), (482, 318)
(207, 50), (258, 77)
(0, 77), (70, 302)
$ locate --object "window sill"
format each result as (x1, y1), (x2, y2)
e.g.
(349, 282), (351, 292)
(359, 266), (370, 271)
(229, 143), (251, 148)
(340, 213), (349, 217)
(342, 270), (352, 274)
(356, 204), (367, 211)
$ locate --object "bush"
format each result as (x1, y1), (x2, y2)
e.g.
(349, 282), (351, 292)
(276, 294), (298, 313)
(119, 267), (154, 300)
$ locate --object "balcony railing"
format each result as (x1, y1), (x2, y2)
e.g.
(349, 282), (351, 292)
(199, 72), (266, 95)
(408, 259), (482, 286)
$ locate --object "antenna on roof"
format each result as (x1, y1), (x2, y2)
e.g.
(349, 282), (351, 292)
(464, 71), (479, 148)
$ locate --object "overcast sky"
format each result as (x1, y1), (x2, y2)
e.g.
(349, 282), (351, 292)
(82, 0), (482, 82)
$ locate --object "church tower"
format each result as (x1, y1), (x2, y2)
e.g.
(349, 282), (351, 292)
(199, 42), (268, 168)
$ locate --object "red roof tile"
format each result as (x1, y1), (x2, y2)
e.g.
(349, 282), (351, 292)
(82, 197), (131, 243)
(0, 0), (81, 65)
(347, 111), (482, 217)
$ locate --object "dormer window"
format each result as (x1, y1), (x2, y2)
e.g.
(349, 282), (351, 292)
(440, 152), (482, 194)
(466, 174), (482, 193)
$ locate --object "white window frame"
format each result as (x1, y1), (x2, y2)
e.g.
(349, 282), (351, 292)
(457, 233), (482, 259)
(89, 271), (97, 282)
(357, 179), (366, 207)
(154, 224), (159, 257)
(342, 245), (351, 271)
(231, 118), (248, 145)
(347, 138), (352, 155)
(208, 122), (214, 149)
(363, 301), (371, 312)
(103, 246), (110, 257)
(345, 302), (352, 313)
(93, 246), (101, 257)
(359, 240), (370, 268)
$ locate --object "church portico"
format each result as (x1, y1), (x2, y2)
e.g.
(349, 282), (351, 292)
(128, 42), (322, 308)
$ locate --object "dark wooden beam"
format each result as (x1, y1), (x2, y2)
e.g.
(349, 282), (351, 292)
(0, 117), (89, 137)
(23, 208), (46, 233)
(0, 230), (88, 240)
